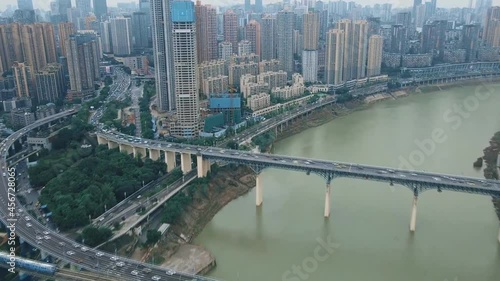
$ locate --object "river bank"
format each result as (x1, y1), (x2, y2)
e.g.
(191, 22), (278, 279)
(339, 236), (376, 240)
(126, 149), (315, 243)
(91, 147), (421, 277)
(478, 131), (500, 220)
(143, 165), (256, 274)
(143, 76), (500, 276)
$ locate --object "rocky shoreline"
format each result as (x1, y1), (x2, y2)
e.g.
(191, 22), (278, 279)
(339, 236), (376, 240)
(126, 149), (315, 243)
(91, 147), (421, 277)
(146, 165), (256, 274)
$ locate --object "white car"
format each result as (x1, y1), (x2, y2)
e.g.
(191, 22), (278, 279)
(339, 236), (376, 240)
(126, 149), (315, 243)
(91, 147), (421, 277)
(81, 246), (88, 252)
(43, 231), (49, 235)
(131, 270), (139, 276)
(116, 262), (125, 267)
(110, 256), (119, 261)
(66, 251), (75, 256)
(44, 235), (50, 240)
(152, 276), (161, 281)
(165, 269), (175, 275)
(24, 216), (31, 221)
(26, 223), (32, 227)
(96, 252), (104, 257)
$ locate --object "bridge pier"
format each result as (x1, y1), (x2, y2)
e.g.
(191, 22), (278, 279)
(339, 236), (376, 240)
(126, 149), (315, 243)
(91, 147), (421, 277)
(40, 250), (49, 262)
(97, 135), (107, 145)
(133, 146), (146, 159)
(164, 151), (176, 172)
(196, 155), (211, 178)
(409, 195), (418, 232)
(324, 183), (331, 218)
(119, 144), (133, 155)
(181, 153), (191, 174)
(149, 149), (160, 161)
(256, 173), (263, 206)
(108, 140), (118, 149)
(498, 226), (500, 243)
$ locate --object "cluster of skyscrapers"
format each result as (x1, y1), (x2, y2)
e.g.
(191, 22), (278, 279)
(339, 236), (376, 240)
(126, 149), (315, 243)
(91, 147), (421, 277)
(1, 0), (500, 137)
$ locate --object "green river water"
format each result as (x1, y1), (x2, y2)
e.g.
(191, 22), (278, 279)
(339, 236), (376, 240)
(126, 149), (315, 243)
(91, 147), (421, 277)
(195, 83), (500, 281)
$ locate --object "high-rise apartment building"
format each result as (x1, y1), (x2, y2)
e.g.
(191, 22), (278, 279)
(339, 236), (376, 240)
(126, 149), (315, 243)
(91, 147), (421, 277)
(223, 9), (238, 54)
(0, 23), (24, 72)
(110, 17), (133, 56)
(170, 0), (199, 138)
(366, 35), (383, 77)
(336, 19), (368, 81)
(17, 0), (34, 10)
(336, 19), (352, 82)
(150, 0), (175, 111)
(57, 0), (72, 21)
(277, 10), (295, 78)
(21, 23), (58, 72)
(462, 24), (479, 62)
(76, 0), (92, 17)
(476, 0), (493, 25)
(100, 21), (112, 53)
(138, 0), (152, 45)
(413, 0), (422, 25)
(58, 22), (74, 57)
(261, 14), (276, 61)
(238, 40), (252, 56)
(484, 6), (500, 47)
(390, 24), (407, 54)
(34, 63), (66, 102)
(195, 1), (217, 63)
(395, 12), (411, 30)
(303, 12), (319, 50)
(422, 20), (447, 60)
(13, 61), (32, 98)
(93, 0), (108, 20)
(245, 20), (261, 59)
(325, 29), (344, 85)
(353, 20), (369, 79)
(302, 12), (320, 82)
(132, 12), (149, 49)
(219, 41), (233, 61)
(66, 33), (99, 94)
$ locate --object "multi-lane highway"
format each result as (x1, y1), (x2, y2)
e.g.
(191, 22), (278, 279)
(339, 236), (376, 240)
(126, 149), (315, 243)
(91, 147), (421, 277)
(90, 68), (131, 126)
(0, 110), (219, 281)
(98, 130), (500, 197)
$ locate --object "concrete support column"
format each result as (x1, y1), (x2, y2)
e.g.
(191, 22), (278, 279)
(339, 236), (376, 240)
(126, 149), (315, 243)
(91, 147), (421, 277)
(197, 155), (206, 178)
(97, 136), (107, 145)
(149, 149), (160, 161)
(108, 141), (118, 149)
(181, 153), (191, 174)
(133, 147), (146, 159)
(324, 183), (331, 218)
(165, 151), (176, 172)
(204, 159), (211, 175)
(256, 174), (263, 206)
(409, 196), (418, 232)
(119, 143), (125, 153)
(497, 226), (500, 243)
(40, 250), (48, 261)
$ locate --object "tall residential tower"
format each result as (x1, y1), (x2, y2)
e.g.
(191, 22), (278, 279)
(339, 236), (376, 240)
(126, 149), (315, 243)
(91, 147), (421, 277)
(170, 0), (200, 138)
(150, 0), (175, 111)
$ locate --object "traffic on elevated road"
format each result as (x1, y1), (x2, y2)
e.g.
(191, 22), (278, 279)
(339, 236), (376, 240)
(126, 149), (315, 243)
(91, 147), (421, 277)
(0, 110), (219, 281)
(98, 129), (500, 197)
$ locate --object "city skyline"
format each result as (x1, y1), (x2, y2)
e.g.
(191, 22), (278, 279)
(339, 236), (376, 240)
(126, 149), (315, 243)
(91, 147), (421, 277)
(2, 0), (499, 12)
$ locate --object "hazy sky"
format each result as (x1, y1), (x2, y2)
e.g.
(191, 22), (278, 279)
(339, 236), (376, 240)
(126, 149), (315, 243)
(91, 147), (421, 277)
(1, 0), (499, 12)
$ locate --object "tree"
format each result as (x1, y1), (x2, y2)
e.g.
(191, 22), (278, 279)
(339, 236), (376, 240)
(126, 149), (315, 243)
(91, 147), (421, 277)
(226, 140), (239, 150)
(81, 226), (112, 247)
(146, 230), (161, 245)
